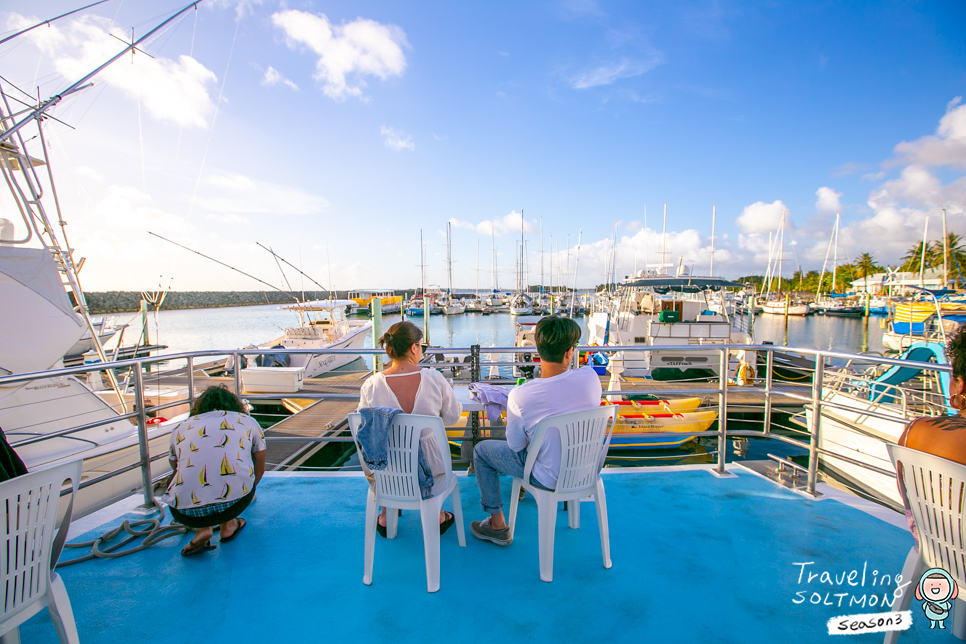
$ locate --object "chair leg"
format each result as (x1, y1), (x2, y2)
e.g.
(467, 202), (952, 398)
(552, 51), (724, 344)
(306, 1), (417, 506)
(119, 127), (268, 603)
(883, 546), (924, 644)
(364, 489), (377, 585)
(595, 479), (611, 569)
(0, 628), (21, 644)
(537, 495), (558, 583)
(953, 597), (966, 640)
(420, 502), (442, 593)
(568, 497), (580, 529)
(449, 483), (466, 547)
(508, 478), (522, 540)
(387, 506), (399, 539)
(46, 573), (80, 644)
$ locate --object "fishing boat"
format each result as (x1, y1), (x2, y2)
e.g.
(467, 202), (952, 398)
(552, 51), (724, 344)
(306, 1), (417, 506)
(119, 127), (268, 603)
(587, 275), (754, 381)
(241, 299), (371, 393)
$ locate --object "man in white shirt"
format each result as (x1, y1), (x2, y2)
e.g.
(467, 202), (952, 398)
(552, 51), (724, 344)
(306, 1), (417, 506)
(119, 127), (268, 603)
(471, 316), (602, 545)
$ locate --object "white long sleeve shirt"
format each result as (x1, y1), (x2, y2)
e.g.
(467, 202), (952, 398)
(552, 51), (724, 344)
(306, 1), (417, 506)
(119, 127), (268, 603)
(505, 366), (603, 489)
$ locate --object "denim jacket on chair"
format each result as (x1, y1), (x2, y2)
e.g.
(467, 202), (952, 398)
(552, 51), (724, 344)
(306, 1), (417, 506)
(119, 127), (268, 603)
(356, 407), (436, 500)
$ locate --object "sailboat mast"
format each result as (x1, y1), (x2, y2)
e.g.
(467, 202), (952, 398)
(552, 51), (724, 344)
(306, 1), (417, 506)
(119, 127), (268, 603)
(778, 211), (785, 293)
(662, 203), (668, 275)
(644, 204), (648, 276)
(710, 205), (716, 276)
(540, 216), (544, 294)
(920, 217), (929, 288)
(475, 239), (480, 299)
(943, 208), (949, 289)
(446, 221), (453, 296)
(831, 214), (839, 295)
(569, 229), (582, 317)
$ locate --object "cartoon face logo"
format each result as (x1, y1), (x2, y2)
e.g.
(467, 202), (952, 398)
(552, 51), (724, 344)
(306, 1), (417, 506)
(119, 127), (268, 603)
(915, 568), (959, 629)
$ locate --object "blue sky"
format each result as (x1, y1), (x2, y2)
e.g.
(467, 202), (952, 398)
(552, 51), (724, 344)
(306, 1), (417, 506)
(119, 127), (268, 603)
(1, 0), (964, 291)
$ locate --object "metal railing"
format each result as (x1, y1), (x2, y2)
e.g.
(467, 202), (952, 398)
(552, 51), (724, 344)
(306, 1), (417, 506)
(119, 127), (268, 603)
(0, 341), (952, 515)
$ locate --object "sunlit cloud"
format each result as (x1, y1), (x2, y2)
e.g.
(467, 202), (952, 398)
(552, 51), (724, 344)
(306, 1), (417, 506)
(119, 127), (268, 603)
(271, 10), (408, 100)
(450, 211), (536, 236)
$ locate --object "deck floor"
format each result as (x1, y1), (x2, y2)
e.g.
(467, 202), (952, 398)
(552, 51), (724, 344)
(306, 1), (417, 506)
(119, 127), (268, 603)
(23, 467), (947, 644)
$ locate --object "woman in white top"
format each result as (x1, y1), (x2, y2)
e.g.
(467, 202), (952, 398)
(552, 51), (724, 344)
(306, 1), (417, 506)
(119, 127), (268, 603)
(358, 320), (462, 535)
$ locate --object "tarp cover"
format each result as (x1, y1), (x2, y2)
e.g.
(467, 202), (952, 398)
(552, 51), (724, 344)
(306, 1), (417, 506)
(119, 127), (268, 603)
(620, 276), (746, 293)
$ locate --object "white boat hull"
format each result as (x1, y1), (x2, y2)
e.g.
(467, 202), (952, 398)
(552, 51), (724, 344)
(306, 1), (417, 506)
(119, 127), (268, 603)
(762, 301), (809, 316)
(809, 391), (906, 506)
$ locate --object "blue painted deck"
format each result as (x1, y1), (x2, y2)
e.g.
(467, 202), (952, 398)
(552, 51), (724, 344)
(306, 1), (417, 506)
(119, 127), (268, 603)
(21, 467), (963, 643)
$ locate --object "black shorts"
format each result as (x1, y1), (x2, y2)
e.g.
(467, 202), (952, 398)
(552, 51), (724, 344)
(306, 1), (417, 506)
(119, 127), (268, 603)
(169, 488), (256, 528)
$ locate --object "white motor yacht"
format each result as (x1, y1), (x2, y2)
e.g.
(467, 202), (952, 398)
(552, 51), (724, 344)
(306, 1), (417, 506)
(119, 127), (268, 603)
(241, 300), (371, 393)
(587, 275), (754, 381)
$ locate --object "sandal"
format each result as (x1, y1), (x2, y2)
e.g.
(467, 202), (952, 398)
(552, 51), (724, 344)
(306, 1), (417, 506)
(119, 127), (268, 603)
(440, 511), (455, 535)
(376, 510), (401, 538)
(220, 518), (246, 543)
(181, 538), (216, 556)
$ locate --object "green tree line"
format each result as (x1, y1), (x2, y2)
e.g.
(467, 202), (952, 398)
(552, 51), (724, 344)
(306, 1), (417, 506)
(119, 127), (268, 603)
(738, 233), (965, 293)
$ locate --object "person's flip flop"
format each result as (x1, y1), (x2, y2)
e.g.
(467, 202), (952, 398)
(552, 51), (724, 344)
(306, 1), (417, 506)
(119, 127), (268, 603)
(220, 518), (247, 543)
(181, 539), (216, 556)
(439, 511), (455, 535)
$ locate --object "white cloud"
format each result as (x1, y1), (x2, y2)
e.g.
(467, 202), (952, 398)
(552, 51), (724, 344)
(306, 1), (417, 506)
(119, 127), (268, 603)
(892, 97), (966, 169)
(197, 171), (329, 215)
(262, 66), (298, 90)
(734, 200), (792, 234)
(19, 14), (219, 129)
(570, 55), (664, 89)
(270, 10), (408, 100)
(450, 211), (535, 236)
(380, 126), (415, 151)
(815, 187), (842, 213)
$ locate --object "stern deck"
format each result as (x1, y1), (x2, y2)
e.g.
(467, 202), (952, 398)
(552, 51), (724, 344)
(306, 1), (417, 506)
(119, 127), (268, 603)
(23, 467), (954, 643)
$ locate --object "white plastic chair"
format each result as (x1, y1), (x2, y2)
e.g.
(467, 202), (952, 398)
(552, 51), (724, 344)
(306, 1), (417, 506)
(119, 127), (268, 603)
(348, 413), (466, 593)
(0, 460), (82, 644)
(507, 405), (617, 582)
(886, 444), (966, 643)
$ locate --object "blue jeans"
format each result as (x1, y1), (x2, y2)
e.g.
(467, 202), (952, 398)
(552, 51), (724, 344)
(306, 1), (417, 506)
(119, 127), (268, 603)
(474, 440), (552, 514)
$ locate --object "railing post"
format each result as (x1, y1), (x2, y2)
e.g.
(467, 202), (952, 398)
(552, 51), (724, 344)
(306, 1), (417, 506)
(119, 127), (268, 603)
(187, 356), (195, 410)
(234, 351), (242, 398)
(763, 349), (774, 435)
(716, 345), (729, 475)
(372, 297), (383, 372)
(470, 344), (480, 383)
(806, 353), (824, 496)
(133, 365), (154, 507)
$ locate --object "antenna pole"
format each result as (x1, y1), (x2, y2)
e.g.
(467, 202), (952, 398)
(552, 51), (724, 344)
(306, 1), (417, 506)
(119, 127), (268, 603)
(256, 242), (327, 291)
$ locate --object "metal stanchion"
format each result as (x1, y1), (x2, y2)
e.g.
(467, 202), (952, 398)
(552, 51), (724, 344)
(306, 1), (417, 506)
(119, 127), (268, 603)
(805, 353), (824, 497)
(234, 351), (242, 398)
(715, 346), (731, 477)
(763, 349), (774, 434)
(133, 365), (154, 507)
(187, 356), (195, 409)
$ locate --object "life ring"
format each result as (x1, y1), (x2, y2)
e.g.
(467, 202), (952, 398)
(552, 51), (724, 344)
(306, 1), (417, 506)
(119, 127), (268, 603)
(147, 417), (167, 425)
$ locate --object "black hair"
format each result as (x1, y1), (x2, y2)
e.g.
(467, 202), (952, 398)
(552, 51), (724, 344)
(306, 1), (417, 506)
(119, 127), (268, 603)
(190, 385), (245, 416)
(379, 320), (424, 360)
(534, 316), (582, 363)
(946, 325), (966, 380)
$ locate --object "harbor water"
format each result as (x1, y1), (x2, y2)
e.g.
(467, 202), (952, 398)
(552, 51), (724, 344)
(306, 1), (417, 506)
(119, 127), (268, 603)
(136, 304), (891, 359)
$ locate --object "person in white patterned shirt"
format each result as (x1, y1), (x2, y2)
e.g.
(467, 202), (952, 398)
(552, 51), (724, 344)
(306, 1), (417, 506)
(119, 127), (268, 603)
(164, 386), (266, 556)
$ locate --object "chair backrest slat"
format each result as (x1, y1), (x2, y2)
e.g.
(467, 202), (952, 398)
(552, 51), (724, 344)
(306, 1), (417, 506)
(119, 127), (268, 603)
(349, 413), (450, 504)
(528, 406), (616, 494)
(889, 444), (966, 592)
(0, 460), (80, 623)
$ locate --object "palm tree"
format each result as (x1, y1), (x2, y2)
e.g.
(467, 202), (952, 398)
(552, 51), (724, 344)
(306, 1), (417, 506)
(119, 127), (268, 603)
(901, 241), (927, 273)
(853, 252), (883, 295)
